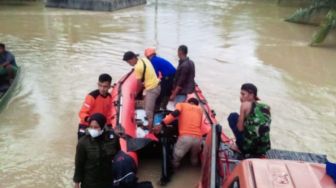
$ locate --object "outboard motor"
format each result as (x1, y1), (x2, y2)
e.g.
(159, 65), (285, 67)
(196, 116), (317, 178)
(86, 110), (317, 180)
(155, 110), (178, 185)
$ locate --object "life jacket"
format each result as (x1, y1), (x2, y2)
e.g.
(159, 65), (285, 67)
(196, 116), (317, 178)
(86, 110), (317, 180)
(163, 102), (202, 137)
(79, 90), (112, 126)
(242, 102), (271, 155)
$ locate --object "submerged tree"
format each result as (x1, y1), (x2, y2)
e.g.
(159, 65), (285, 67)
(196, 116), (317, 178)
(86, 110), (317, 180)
(284, 0), (336, 46)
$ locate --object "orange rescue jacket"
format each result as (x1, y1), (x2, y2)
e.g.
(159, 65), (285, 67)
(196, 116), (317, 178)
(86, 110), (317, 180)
(162, 102), (202, 137)
(79, 90), (112, 126)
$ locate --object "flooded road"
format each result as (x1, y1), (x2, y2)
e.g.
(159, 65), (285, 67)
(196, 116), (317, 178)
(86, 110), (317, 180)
(0, 0), (335, 187)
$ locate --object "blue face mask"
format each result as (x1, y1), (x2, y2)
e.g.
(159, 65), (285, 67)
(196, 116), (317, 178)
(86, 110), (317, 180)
(88, 128), (103, 138)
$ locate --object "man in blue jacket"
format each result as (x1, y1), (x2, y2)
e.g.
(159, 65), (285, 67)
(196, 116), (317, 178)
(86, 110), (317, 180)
(0, 43), (18, 81)
(144, 48), (176, 109)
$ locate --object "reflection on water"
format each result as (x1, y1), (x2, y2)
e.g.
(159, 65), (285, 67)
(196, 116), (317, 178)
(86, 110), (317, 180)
(0, 0), (335, 187)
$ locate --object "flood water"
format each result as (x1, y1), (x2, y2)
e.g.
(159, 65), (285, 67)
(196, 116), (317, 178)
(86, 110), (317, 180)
(0, 0), (335, 187)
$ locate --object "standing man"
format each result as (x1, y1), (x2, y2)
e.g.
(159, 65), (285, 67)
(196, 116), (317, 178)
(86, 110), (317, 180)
(78, 74), (113, 139)
(123, 51), (161, 132)
(155, 98), (203, 168)
(170, 45), (195, 105)
(144, 48), (176, 109)
(227, 83), (271, 157)
(0, 43), (18, 81)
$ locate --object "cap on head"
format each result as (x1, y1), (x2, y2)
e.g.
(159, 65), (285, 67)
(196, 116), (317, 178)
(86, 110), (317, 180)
(187, 97), (199, 105)
(241, 83), (259, 100)
(123, 51), (138, 61)
(144, 48), (156, 58)
(89, 113), (107, 129)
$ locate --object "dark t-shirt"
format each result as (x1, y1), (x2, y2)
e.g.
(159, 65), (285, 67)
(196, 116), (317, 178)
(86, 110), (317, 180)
(173, 57), (195, 95)
(0, 51), (17, 66)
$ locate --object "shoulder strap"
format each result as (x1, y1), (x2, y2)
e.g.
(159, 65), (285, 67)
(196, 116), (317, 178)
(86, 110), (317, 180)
(140, 59), (146, 83)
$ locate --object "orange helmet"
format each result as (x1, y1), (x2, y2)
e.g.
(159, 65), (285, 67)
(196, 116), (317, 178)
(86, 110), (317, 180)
(144, 48), (156, 58)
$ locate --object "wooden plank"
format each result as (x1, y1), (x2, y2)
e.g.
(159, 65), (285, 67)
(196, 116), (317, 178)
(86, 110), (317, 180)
(266, 149), (327, 164)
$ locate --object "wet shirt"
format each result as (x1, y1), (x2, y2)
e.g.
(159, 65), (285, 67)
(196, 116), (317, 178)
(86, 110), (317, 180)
(173, 57), (195, 95)
(242, 102), (271, 155)
(79, 90), (112, 126)
(150, 55), (176, 77)
(73, 131), (120, 188)
(163, 102), (202, 137)
(0, 51), (17, 66)
(134, 58), (160, 90)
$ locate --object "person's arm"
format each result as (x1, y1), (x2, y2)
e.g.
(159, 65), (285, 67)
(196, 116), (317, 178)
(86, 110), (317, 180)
(237, 102), (250, 131)
(79, 95), (95, 123)
(162, 103), (182, 125)
(134, 62), (145, 94)
(153, 104), (182, 134)
(73, 142), (86, 186)
(74, 183), (80, 188)
(170, 86), (182, 100)
(158, 71), (163, 80)
(136, 79), (143, 94)
(106, 98), (113, 127)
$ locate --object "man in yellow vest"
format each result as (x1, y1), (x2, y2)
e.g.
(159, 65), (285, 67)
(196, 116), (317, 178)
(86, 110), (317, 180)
(123, 51), (161, 132)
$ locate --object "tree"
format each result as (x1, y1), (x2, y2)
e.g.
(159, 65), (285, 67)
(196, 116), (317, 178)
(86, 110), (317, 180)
(285, 0), (336, 46)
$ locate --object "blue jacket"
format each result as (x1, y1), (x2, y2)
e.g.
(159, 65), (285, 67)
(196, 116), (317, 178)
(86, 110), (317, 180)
(0, 51), (17, 66)
(149, 55), (176, 77)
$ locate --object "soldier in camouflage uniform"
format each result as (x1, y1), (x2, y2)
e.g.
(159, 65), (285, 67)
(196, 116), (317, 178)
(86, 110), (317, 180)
(227, 83), (271, 157)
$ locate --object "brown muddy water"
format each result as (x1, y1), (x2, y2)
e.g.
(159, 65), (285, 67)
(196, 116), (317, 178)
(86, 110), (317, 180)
(0, 0), (335, 187)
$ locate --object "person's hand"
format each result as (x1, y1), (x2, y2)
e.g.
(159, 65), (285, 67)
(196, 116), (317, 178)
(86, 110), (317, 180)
(153, 125), (162, 134)
(115, 126), (125, 138)
(74, 182), (80, 188)
(169, 93), (176, 101)
(148, 125), (153, 133)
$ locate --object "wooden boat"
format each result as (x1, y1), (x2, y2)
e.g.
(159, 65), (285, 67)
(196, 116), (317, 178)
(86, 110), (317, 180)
(0, 66), (20, 111)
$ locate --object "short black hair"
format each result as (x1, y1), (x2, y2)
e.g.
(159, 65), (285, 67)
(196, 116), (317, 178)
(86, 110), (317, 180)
(99, 73), (112, 83)
(187, 97), (199, 105)
(241, 83), (259, 100)
(178, 45), (188, 55)
(123, 51), (138, 61)
(0, 43), (5, 49)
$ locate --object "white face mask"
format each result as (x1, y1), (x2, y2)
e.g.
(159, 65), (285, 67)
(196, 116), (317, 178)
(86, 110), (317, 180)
(88, 128), (103, 138)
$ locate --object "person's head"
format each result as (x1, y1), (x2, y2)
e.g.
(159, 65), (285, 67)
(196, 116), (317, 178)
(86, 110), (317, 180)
(240, 83), (259, 103)
(123, 51), (139, 66)
(144, 48), (156, 59)
(88, 113), (106, 138)
(178, 45), (188, 60)
(187, 97), (199, 105)
(0, 43), (5, 54)
(98, 73), (112, 96)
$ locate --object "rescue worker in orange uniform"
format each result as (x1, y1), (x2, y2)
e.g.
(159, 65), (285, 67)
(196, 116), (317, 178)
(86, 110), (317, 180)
(77, 74), (112, 139)
(155, 98), (203, 168)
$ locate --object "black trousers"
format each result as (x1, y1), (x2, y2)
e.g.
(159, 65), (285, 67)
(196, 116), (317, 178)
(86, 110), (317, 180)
(156, 74), (174, 109)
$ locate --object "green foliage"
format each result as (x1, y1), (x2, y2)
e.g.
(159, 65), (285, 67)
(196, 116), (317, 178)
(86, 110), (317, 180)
(285, 0), (336, 45)
(311, 9), (336, 45)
